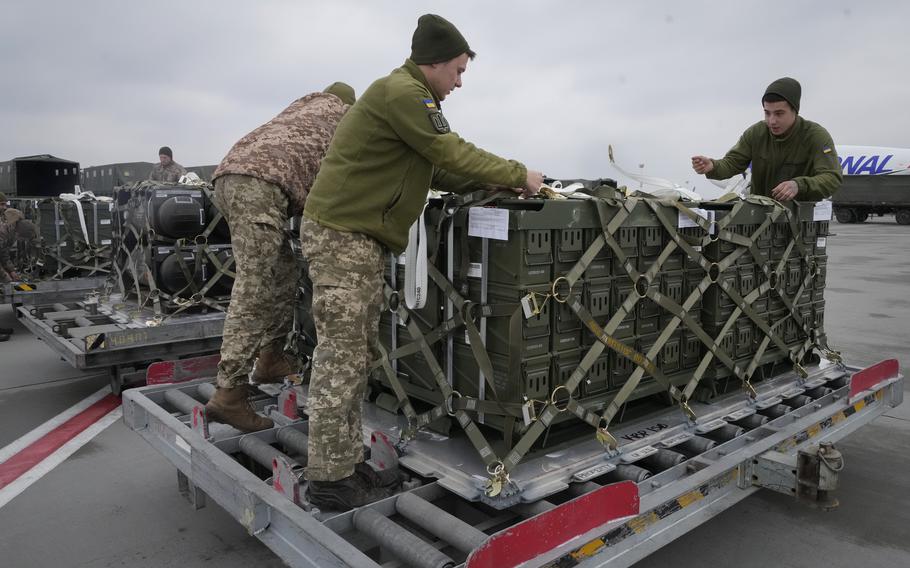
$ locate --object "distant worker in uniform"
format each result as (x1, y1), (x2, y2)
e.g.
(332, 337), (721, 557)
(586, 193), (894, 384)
(692, 77), (842, 201)
(0, 192), (8, 217)
(0, 208), (40, 341)
(204, 82), (357, 433)
(301, 14), (545, 511)
(148, 146), (187, 182)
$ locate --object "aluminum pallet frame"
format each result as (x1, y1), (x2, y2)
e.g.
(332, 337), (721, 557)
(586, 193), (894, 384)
(122, 359), (902, 568)
(1, 276), (107, 307)
(16, 294), (224, 393)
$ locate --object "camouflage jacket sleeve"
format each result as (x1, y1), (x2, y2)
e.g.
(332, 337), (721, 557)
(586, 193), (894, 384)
(793, 128), (843, 200)
(707, 128), (754, 181)
(0, 224), (15, 273)
(386, 90), (527, 188)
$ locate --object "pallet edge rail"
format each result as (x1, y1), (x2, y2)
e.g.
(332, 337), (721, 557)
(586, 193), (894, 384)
(1, 275), (107, 307)
(121, 358), (902, 568)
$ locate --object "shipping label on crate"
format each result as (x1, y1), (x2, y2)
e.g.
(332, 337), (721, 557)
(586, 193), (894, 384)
(813, 200), (833, 221)
(468, 208), (509, 240)
(678, 207), (711, 229)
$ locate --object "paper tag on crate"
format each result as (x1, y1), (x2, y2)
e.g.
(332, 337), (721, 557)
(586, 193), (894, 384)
(468, 208), (509, 240)
(678, 207), (710, 229)
(816, 237), (827, 249)
(813, 200), (833, 221)
(467, 262), (482, 279)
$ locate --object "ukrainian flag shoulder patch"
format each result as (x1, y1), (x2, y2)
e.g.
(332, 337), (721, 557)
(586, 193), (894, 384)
(422, 98), (436, 109)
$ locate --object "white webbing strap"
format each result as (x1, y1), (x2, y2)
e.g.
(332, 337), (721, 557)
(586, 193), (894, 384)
(404, 206), (428, 310)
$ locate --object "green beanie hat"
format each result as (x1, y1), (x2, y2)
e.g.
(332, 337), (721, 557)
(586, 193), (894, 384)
(323, 82), (356, 106)
(764, 77), (801, 113)
(410, 14), (474, 64)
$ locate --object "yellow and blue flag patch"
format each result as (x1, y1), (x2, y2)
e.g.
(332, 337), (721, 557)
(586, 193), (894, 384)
(422, 98), (436, 109)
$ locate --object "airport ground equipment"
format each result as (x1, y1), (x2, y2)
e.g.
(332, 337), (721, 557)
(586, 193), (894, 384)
(122, 356), (902, 567)
(1, 275), (107, 307)
(16, 294), (225, 394)
(832, 174), (910, 224)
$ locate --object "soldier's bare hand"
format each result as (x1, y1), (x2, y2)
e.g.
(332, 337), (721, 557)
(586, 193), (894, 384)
(9, 271), (20, 281)
(771, 180), (798, 201)
(522, 170), (544, 198)
(691, 156), (714, 175)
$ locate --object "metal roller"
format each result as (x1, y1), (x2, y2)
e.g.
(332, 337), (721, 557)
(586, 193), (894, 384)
(805, 386), (833, 399)
(197, 382), (216, 401)
(703, 424), (744, 443)
(395, 492), (487, 554)
(74, 315), (98, 327)
(827, 376), (849, 389)
(238, 435), (294, 471)
(639, 449), (686, 471)
(783, 394), (813, 408)
(674, 436), (717, 458)
(733, 413), (769, 430)
(352, 507), (455, 568)
(612, 464), (652, 483)
(276, 427), (309, 464)
(163, 389), (204, 415)
(758, 404), (792, 419)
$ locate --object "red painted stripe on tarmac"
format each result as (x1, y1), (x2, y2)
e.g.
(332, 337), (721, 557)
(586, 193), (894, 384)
(0, 394), (121, 488)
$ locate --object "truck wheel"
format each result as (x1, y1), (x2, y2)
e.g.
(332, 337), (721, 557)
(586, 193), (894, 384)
(856, 211), (869, 223)
(834, 208), (856, 224)
(897, 209), (910, 225)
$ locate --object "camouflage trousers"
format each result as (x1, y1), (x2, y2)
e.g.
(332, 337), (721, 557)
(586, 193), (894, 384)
(301, 217), (385, 482)
(214, 175), (296, 388)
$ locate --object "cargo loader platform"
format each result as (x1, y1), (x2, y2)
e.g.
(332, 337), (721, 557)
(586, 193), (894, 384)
(17, 293), (224, 393)
(1, 275), (108, 307)
(122, 357), (902, 568)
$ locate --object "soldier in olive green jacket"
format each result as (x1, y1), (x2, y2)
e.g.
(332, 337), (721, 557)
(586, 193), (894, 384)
(301, 14), (544, 511)
(692, 77), (842, 202)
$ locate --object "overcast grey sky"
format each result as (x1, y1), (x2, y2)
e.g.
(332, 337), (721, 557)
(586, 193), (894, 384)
(1, 1), (907, 195)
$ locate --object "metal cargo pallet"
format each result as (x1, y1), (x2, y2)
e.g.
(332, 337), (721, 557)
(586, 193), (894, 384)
(1, 276), (107, 307)
(17, 293), (224, 393)
(122, 358), (902, 568)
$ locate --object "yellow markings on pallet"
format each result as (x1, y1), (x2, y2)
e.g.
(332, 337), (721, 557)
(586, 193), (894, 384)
(807, 423), (821, 438)
(629, 511), (660, 534)
(677, 489), (705, 508)
(831, 412), (846, 425)
(571, 538), (606, 560)
(854, 399), (866, 412)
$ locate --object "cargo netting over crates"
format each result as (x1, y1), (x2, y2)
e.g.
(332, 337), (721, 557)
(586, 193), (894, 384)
(9, 194), (114, 279)
(110, 180), (234, 319)
(372, 181), (837, 496)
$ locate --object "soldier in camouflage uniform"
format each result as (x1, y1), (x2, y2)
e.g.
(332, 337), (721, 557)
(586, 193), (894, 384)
(148, 146), (187, 182)
(0, 208), (39, 284)
(204, 82), (356, 433)
(301, 14), (544, 511)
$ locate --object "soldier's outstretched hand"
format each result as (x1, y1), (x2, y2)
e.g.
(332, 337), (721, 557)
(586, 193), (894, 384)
(520, 170), (544, 198)
(771, 180), (798, 201)
(691, 156), (714, 175)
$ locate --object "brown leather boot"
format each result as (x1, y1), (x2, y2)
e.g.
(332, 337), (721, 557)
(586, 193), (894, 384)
(205, 385), (273, 432)
(251, 346), (296, 384)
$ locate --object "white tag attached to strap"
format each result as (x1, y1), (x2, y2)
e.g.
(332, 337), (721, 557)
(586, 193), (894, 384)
(404, 207), (428, 310)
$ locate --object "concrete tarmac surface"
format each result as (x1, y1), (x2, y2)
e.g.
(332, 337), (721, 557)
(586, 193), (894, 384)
(0, 216), (907, 567)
